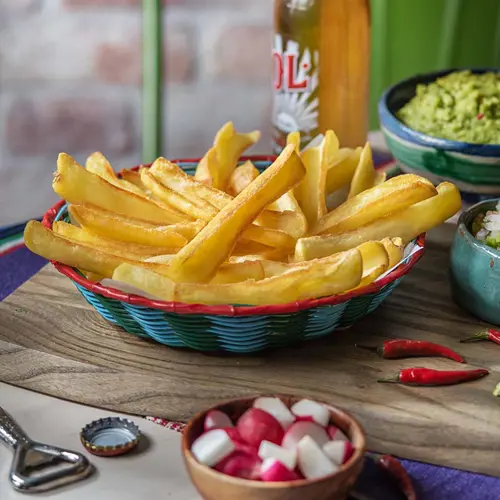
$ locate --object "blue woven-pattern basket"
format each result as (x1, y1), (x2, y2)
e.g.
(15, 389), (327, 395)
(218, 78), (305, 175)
(43, 158), (425, 353)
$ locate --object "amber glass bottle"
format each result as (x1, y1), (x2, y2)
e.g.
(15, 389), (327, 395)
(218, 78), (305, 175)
(272, 0), (370, 152)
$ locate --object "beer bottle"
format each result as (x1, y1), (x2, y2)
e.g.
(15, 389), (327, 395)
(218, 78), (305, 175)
(272, 0), (370, 152)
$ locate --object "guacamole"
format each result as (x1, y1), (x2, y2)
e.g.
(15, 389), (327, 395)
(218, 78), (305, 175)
(398, 71), (500, 144)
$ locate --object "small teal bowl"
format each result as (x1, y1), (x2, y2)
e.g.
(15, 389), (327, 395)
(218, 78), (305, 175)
(450, 199), (500, 325)
(379, 68), (500, 203)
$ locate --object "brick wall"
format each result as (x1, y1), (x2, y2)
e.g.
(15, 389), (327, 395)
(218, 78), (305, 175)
(0, 0), (274, 225)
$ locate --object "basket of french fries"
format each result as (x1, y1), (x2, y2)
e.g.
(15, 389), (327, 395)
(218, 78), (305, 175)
(25, 123), (462, 353)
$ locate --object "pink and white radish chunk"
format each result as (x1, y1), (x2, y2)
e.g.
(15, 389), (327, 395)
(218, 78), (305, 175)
(237, 408), (284, 447)
(260, 458), (301, 482)
(291, 399), (330, 427)
(258, 440), (296, 471)
(204, 410), (233, 431)
(327, 426), (349, 442)
(253, 397), (295, 429)
(216, 451), (262, 480)
(297, 436), (339, 480)
(323, 440), (355, 465)
(191, 429), (235, 467)
(282, 421), (330, 450)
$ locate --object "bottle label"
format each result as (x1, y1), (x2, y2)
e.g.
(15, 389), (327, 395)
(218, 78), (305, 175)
(272, 34), (319, 154)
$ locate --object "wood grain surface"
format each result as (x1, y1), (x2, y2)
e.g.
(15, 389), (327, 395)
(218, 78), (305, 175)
(1, 223), (499, 476)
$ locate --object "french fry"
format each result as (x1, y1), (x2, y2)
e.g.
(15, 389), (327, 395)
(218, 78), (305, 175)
(348, 142), (376, 199)
(54, 153), (187, 224)
(165, 145), (305, 283)
(295, 182), (461, 260)
(68, 205), (191, 248)
(374, 171), (387, 186)
(194, 122), (260, 190)
(53, 221), (178, 259)
(119, 168), (150, 193)
(24, 221), (130, 278)
(311, 174), (438, 236)
(325, 147), (362, 194)
(355, 241), (390, 288)
(296, 130), (338, 226)
(145, 256), (266, 284)
(150, 157), (302, 241)
(112, 248), (362, 305)
(381, 237), (404, 268)
(267, 191), (308, 238)
(286, 131), (301, 152)
(228, 161), (260, 196)
(141, 170), (214, 221)
(86, 152), (147, 197)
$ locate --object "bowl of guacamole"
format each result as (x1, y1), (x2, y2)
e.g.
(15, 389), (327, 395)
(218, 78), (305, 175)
(379, 68), (500, 197)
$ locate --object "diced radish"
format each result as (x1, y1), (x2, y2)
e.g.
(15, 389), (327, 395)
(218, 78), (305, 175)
(260, 458), (301, 482)
(258, 440), (296, 471)
(215, 451), (262, 480)
(204, 410), (233, 431)
(222, 427), (245, 443)
(191, 429), (235, 467)
(327, 426), (349, 442)
(297, 435), (339, 480)
(253, 397), (296, 429)
(291, 399), (330, 427)
(237, 408), (284, 447)
(322, 440), (355, 465)
(281, 421), (330, 451)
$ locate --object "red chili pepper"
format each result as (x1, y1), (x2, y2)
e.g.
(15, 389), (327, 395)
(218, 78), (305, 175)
(378, 367), (489, 386)
(477, 113), (485, 120)
(356, 339), (465, 363)
(368, 453), (417, 500)
(461, 329), (500, 345)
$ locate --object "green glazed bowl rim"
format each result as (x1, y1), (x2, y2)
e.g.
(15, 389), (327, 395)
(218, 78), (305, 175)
(457, 198), (500, 259)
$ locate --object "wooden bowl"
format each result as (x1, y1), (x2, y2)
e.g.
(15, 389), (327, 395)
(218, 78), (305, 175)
(181, 395), (366, 500)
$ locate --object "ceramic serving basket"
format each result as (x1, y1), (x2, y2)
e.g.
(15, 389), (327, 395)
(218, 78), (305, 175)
(450, 198), (500, 325)
(42, 156), (426, 354)
(182, 395), (366, 500)
(379, 68), (500, 204)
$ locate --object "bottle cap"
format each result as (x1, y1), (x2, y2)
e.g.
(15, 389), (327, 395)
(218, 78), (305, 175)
(80, 417), (140, 457)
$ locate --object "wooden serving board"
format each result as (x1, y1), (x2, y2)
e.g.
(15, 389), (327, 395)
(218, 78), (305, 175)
(1, 223), (499, 476)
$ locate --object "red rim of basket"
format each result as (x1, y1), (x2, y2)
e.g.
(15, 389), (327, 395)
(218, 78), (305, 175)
(41, 156), (425, 317)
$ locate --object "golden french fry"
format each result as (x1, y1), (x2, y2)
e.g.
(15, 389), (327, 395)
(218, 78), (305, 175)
(86, 152), (147, 197)
(267, 191), (308, 238)
(68, 204), (191, 248)
(381, 237), (404, 268)
(24, 221), (130, 278)
(297, 130), (338, 226)
(165, 145), (305, 283)
(53, 221), (178, 259)
(112, 248), (362, 305)
(209, 261), (265, 284)
(194, 122), (260, 191)
(228, 161), (260, 196)
(54, 153), (187, 224)
(311, 174), (437, 236)
(150, 157), (302, 242)
(119, 168), (152, 194)
(295, 182), (461, 260)
(348, 142), (376, 199)
(286, 131), (301, 152)
(355, 241), (390, 287)
(325, 147), (362, 194)
(141, 170), (214, 222)
(374, 171), (387, 186)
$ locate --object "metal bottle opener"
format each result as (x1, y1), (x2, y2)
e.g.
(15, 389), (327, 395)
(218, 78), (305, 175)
(0, 406), (94, 492)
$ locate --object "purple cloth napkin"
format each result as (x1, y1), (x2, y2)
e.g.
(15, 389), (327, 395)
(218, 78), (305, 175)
(1, 245), (499, 500)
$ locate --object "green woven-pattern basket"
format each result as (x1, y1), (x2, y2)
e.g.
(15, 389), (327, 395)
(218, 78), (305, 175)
(42, 158), (425, 353)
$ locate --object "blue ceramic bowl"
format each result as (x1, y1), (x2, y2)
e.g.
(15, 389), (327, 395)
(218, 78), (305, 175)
(450, 198), (500, 325)
(378, 68), (500, 203)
